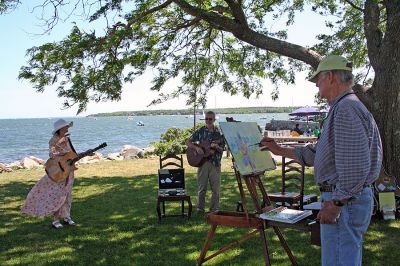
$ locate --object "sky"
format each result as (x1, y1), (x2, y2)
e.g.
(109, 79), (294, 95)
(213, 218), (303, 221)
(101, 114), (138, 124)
(0, 2), (328, 119)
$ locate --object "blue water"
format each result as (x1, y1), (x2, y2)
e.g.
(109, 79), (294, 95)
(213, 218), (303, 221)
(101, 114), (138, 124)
(0, 113), (289, 163)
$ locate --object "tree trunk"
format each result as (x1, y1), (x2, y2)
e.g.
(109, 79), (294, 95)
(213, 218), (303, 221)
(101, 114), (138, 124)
(363, 0), (400, 183)
(369, 61), (400, 183)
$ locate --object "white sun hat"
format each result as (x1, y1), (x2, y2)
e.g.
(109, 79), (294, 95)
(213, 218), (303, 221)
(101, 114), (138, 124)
(52, 119), (73, 135)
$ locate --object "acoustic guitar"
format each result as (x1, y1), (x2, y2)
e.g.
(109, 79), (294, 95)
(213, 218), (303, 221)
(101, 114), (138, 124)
(45, 142), (107, 183)
(186, 140), (216, 167)
(374, 168), (400, 197)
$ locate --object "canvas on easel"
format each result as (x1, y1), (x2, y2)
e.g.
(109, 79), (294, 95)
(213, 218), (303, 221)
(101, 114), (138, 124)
(197, 122), (309, 265)
(219, 122), (276, 176)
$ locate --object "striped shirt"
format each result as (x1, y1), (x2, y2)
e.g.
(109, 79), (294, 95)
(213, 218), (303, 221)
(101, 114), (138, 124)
(294, 91), (383, 200)
(189, 126), (225, 167)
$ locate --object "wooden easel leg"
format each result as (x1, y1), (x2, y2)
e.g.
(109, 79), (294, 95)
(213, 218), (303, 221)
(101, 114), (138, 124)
(181, 200), (185, 217)
(197, 224), (217, 266)
(272, 226), (298, 266)
(244, 177), (263, 211)
(235, 169), (249, 219)
(254, 175), (298, 265)
(259, 227), (271, 266)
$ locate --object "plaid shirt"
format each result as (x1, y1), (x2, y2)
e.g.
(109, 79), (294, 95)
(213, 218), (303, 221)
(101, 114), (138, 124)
(189, 125), (225, 167)
(295, 91), (383, 200)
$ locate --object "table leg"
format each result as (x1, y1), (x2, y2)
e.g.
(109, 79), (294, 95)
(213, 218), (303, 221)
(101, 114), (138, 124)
(188, 198), (192, 219)
(156, 198), (161, 222)
(259, 227), (271, 266)
(272, 226), (298, 266)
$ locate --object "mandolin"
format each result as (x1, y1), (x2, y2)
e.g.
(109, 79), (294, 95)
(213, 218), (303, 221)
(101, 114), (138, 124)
(374, 168), (400, 197)
(186, 140), (216, 167)
(45, 142), (107, 183)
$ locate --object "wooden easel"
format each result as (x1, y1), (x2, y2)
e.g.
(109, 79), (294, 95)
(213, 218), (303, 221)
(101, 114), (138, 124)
(197, 164), (300, 266)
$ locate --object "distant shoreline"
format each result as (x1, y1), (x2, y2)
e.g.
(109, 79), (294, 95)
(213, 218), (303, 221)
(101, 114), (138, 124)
(87, 106), (299, 117)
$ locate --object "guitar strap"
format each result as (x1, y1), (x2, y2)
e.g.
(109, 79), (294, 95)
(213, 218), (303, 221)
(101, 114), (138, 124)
(65, 136), (77, 185)
(67, 136), (77, 154)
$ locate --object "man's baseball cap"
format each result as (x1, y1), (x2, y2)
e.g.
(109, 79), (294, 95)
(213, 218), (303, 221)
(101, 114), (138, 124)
(309, 55), (353, 83)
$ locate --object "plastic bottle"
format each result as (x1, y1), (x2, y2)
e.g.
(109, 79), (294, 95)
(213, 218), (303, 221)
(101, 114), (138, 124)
(314, 126), (320, 138)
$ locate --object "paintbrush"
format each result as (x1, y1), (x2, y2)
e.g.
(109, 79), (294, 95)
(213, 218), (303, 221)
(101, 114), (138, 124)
(248, 139), (274, 147)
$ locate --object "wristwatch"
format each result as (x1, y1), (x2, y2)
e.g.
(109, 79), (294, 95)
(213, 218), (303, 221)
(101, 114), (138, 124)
(332, 199), (345, 207)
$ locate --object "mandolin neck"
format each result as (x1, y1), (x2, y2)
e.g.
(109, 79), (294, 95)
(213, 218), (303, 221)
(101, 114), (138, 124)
(70, 143), (107, 164)
(71, 149), (93, 164)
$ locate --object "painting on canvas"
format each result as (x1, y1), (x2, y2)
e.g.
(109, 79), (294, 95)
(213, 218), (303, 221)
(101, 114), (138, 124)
(219, 122), (276, 176)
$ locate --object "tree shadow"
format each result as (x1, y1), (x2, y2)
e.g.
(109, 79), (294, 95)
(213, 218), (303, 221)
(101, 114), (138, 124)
(1, 169), (399, 265)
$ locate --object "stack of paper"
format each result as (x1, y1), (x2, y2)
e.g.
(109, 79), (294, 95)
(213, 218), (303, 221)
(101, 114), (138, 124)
(260, 206), (312, 224)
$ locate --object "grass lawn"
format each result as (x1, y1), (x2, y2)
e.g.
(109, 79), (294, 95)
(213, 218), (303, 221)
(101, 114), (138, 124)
(1, 157), (399, 265)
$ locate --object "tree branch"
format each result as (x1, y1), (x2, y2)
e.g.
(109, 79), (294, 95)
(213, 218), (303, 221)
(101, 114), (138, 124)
(125, 0), (173, 28)
(364, 0), (382, 68)
(98, 0), (174, 48)
(344, 0), (364, 12)
(353, 84), (374, 111)
(172, 18), (201, 32)
(223, 0), (248, 27)
(211, 5), (231, 15)
(172, 0), (321, 68)
(383, 0), (400, 49)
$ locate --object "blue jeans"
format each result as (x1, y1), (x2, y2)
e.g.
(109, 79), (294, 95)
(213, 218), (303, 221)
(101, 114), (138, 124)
(320, 187), (373, 266)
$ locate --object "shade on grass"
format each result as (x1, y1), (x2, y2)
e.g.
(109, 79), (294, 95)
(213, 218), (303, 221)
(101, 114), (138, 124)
(1, 158), (399, 265)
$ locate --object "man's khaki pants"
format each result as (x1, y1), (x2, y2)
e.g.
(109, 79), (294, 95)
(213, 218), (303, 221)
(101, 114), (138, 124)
(197, 161), (221, 212)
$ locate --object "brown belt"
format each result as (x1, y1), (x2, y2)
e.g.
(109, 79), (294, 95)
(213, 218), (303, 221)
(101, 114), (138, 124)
(319, 184), (373, 192)
(319, 185), (334, 192)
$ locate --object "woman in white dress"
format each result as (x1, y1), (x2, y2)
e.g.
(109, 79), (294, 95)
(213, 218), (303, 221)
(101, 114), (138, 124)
(21, 119), (77, 229)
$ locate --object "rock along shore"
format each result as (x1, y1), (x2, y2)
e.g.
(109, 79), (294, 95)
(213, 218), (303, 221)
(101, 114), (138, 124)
(0, 145), (156, 174)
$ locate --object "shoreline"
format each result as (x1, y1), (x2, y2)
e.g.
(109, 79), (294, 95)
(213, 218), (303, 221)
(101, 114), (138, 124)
(0, 113), (292, 168)
(87, 106), (297, 117)
(0, 145), (155, 174)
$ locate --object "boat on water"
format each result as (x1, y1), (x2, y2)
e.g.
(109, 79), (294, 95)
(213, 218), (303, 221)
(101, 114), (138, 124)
(136, 121), (144, 126)
(199, 110), (219, 120)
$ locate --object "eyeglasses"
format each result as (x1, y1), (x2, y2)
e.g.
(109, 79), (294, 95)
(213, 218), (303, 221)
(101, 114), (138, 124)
(205, 118), (214, 121)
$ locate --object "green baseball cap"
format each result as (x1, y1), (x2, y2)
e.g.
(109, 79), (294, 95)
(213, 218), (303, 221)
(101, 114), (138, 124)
(309, 55), (353, 83)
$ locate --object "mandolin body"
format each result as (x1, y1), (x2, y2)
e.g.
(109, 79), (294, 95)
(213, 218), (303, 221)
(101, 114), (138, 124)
(44, 142), (107, 183)
(45, 151), (78, 183)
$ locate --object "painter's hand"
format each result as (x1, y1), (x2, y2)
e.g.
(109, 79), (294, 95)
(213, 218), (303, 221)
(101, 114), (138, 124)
(259, 137), (280, 154)
(317, 201), (341, 224)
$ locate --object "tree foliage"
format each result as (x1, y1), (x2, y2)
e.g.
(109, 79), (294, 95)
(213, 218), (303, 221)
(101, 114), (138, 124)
(10, 1), (397, 112)
(0, 0), (20, 14)
(16, 0), (325, 113)
(152, 122), (205, 156)
(6, 0), (400, 177)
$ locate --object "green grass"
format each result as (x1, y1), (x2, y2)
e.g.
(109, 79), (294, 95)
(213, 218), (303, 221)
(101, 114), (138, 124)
(1, 157), (399, 265)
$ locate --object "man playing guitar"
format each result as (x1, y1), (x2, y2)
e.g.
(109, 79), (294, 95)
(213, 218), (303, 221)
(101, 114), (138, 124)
(187, 111), (225, 214)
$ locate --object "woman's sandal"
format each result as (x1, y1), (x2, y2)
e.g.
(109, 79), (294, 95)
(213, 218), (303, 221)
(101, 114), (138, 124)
(63, 217), (76, 226)
(52, 220), (63, 229)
